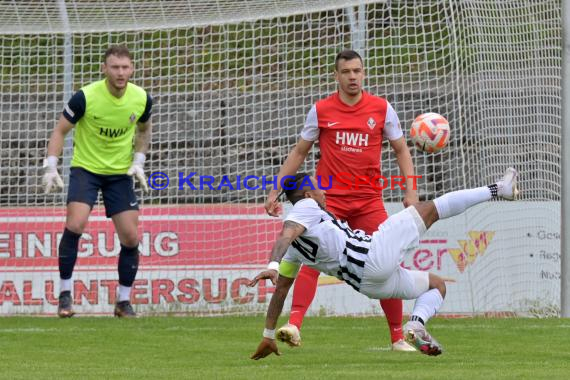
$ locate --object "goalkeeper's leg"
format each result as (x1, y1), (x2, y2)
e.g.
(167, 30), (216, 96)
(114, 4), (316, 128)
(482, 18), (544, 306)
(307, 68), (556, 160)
(58, 202), (92, 318)
(58, 168), (101, 317)
(110, 206), (140, 318)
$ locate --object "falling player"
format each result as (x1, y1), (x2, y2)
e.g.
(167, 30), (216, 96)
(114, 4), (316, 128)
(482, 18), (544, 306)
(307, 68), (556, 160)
(251, 169), (518, 359)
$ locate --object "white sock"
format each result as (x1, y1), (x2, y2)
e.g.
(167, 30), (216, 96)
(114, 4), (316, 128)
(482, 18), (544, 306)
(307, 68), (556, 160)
(433, 186), (492, 219)
(118, 285), (132, 302)
(411, 289), (444, 324)
(60, 278), (72, 293)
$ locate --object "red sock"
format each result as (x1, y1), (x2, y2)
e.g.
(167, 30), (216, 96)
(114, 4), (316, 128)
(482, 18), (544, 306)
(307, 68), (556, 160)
(289, 265), (320, 329)
(380, 298), (404, 343)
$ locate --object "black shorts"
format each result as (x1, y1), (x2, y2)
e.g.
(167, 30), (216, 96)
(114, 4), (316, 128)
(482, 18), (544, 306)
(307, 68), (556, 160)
(67, 167), (139, 218)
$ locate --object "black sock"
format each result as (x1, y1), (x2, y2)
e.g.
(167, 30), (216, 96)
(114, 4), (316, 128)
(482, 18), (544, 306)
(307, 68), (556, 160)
(488, 183), (498, 197)
(118, 244), (139, 287)
(410, 315), (425, 325)
(58, 228), (81, 280)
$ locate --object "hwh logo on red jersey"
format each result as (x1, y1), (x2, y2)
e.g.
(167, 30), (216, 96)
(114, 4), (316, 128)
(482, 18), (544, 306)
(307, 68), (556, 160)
(335, 131), (369, 147)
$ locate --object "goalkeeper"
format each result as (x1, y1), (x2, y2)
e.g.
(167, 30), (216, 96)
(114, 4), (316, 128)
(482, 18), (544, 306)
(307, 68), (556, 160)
(250, 169), (518, 358)
(42, 45), (152, 318)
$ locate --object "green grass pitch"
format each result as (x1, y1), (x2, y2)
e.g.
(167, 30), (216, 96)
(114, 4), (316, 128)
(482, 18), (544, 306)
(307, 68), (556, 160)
(1, 316), (569, 379)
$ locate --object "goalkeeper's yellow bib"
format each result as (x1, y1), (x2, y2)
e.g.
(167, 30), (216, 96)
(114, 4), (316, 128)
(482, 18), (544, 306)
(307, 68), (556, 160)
(71, 79), (148, 175)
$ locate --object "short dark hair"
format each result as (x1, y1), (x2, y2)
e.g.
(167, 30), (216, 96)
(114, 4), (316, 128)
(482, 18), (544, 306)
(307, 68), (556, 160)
(104, 45), (132, 62)
(281, 172), (312, 205)
(334, 49), (363, 70)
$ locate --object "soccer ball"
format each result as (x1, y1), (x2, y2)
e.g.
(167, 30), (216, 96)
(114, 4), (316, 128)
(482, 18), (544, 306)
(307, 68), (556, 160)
(410, 112), (450, 153)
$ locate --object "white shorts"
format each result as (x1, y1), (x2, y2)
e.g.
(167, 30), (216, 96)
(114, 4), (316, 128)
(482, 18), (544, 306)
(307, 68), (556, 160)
(359, 206), (430, 300)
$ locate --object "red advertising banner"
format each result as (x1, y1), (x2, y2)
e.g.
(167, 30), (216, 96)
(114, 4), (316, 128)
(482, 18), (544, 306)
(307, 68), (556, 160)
(0, 205), (281, 269)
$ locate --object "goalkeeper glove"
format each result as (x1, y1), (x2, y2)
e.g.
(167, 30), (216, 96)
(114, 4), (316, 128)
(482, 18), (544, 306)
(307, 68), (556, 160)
(127, 152), (149, 193)
(42, 156), (64, 193)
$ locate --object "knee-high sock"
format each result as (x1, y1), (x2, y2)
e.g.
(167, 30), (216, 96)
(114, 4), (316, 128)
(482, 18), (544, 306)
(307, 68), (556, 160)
(58, 228), (81, 293)
(289, 265), (320, 329)
(410, 289), (444, 324)
(433, 186), (494, 219)
(118, 244), (139, 301)
(380, 298), (404, 342)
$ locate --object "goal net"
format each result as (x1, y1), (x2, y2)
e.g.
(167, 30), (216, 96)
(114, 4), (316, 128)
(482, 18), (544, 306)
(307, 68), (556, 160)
(0, 0), (561, 316)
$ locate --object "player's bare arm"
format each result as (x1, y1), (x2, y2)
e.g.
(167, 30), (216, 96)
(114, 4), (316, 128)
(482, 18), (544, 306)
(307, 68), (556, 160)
(266, 275), (295, 330)
(269, 221), (306, 263)
(390, 135), (419, 207)
(248, 220), (305, 286)
(42, 116), (75, 193)
(251, 275), (295, 360)
(265, 138), (314, 216)
(134, 119), (152, 154)
(46, 115), (75, 158)
(127, 119), (152, 193)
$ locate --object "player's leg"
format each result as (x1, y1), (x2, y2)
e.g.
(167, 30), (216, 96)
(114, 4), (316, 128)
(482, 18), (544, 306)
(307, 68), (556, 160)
(403, 272), (446, 356)
(362, 262), (445, 355)
(349, 199), (411, 351)
(289, 265), (320, 329)
(111, 210), (139, 317)
(104, 174), (140, 318)
(360, 204), (427, 346)
(58, 168), (100, 318)
(379, 299), (409, 349)
(366, 167), (519, 354)
(416, 167), (519, 229)
(401, 168), (519, 354)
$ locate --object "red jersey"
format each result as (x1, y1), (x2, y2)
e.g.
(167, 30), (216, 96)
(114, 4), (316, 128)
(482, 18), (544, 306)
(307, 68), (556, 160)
(300, 91), (402, 198)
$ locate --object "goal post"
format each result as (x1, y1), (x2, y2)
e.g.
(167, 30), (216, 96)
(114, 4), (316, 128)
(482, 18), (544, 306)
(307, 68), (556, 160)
(0, 0), (562, 316)
(561, 0), (570, 318)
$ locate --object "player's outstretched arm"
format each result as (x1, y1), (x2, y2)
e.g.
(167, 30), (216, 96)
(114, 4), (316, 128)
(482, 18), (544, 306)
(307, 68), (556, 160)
(251, 338), (280, 360)
(265, 138), (313, 216)
(251, 275), (295, 360)
(248, 220), (305, 287)
(42, 115), (74, 193)
(248, 269), (279, 287)
(128, 120), (152, 193)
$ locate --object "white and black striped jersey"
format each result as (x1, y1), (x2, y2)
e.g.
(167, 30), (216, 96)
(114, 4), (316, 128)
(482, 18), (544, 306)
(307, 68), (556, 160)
(282, 198), (373, 291)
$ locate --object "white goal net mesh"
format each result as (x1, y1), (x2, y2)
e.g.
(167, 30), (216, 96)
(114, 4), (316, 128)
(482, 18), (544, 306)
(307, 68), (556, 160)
(0, 0), (561, 316)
